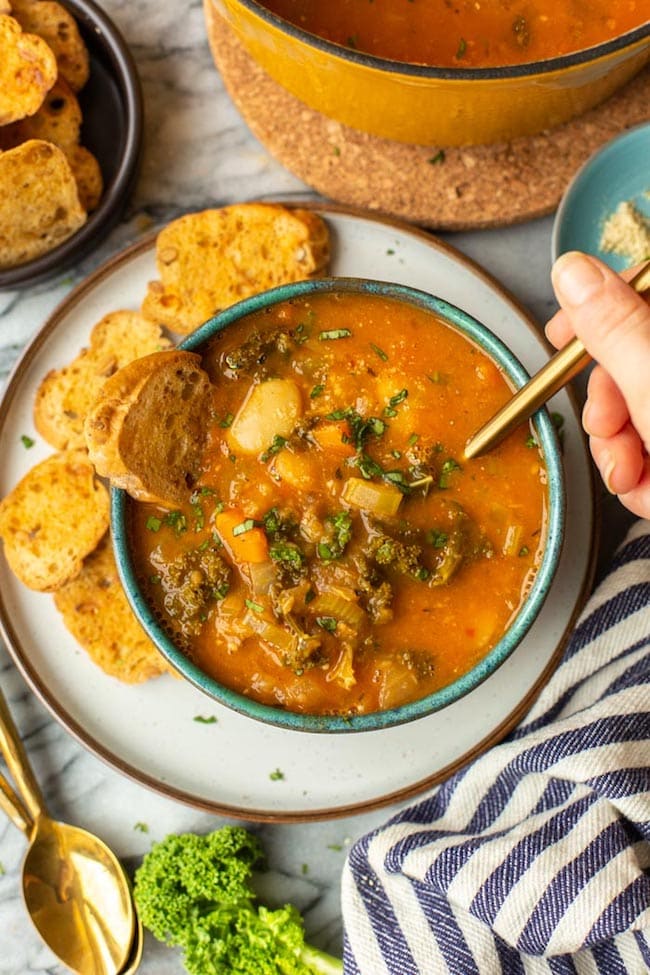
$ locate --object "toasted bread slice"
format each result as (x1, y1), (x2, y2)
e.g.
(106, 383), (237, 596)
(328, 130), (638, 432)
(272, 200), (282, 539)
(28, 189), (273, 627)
(67, 143), (102, 211)
(84, 350), (214, 506)
(34, 310), (172, 450)
(0, 76), (82, 153)
(0, 139), (86, 268)
(141, 204), (330, 334)
(0, 449), (109, 591)
(0, 14), (57, 124)
(10, 0), (89, 92)
(54, 534), (171, 683)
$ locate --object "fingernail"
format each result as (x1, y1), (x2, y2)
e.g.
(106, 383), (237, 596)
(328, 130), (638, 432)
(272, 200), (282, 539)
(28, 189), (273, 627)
(552, 253), (606, 306)
(599, 449), (616, 494)
(582, 400), (593, 434)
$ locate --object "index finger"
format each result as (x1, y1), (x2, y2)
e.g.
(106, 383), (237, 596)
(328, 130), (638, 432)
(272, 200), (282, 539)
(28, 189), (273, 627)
(549, 253), (650, 445)
(544, 259), (650, 350)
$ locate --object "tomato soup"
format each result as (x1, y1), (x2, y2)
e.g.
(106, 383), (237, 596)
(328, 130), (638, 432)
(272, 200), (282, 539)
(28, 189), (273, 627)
(258, 0), (647, 68)
(128, 291), (549, 717)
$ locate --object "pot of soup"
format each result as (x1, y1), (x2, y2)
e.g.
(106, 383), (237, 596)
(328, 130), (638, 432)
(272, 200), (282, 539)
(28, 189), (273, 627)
(112, 278), (565, 732)
(206, 0), (650, 145)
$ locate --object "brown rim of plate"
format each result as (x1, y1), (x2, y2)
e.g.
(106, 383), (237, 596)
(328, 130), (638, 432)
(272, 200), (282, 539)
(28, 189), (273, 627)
(0, 200), (600, 823)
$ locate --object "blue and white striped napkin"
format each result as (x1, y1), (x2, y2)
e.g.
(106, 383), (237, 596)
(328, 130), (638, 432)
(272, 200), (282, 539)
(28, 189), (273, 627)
(342, 519), (650, 974)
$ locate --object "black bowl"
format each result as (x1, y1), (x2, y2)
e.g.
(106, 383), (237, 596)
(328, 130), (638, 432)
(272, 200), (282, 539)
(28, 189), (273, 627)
(0, 0), (143, 290)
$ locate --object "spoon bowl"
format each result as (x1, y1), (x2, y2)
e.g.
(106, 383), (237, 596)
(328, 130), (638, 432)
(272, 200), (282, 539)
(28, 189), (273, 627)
(22, 816), (135, 975)
(0, 685), (135, 975)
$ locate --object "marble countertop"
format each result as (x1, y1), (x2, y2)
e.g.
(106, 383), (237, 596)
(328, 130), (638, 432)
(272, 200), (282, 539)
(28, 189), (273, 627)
(0, 2), (634, 972)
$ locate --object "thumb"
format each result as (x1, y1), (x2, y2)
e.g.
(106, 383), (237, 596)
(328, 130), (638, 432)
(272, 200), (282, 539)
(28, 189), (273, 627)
(551, 252), (650, 446)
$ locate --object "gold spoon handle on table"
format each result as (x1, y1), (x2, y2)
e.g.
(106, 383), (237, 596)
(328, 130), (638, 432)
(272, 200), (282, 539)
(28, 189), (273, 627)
(0, 684), (45, 825)
(0, 768), (32, 832)
(464, 261), (650, 460)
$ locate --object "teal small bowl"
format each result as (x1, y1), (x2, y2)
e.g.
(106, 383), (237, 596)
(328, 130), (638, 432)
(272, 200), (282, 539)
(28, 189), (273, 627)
(552, 122), (650, 271)
(112, 278), (566, 733)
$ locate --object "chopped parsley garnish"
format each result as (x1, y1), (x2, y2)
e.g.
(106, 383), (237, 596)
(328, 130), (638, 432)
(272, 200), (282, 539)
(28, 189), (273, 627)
(428, 150), (446, 165)
(383, 388), (408, 417)
(193, 715), (218, 724)
(319, 328), (352, 341)
(317, 511), (353, 562)
(20, 434), (35, 448)
(426, 529), (449, 548)
(370, 343), (389, 361)
(389, 388), (408, 407)
(146, 516), (162, 532)
(316, 616), (338, 632)
(310, 383), (325, 398)
(233, 519), (259, 536)
(260, 434), (287, 462)
(165, 511), (188, 535)
(438, 458), (462, 488)
(245, 598), (264, 614)
(219, 412), (234, 428)
(456, 37), (467, 58)
(408, 433), (419, 447)
(519, 546), (530, 557)
(326, 408), (386, 452)
(525, 434), (538, 449)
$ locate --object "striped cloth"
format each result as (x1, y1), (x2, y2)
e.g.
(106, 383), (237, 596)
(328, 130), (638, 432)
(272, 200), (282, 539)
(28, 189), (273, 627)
(342, 519), (650, 974)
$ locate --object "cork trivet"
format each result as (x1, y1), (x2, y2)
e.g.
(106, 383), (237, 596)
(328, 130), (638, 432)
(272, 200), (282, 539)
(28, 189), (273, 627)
(205, 3), (650, 231)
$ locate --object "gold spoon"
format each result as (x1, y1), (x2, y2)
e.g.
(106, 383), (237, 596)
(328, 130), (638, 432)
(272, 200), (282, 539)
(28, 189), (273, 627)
(0, 685), (135, 975)
(464, 261), (650, 459)
(120, 912), (144, 975)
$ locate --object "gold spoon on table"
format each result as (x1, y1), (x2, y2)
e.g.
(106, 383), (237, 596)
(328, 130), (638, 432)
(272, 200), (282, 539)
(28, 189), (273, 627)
(0, 685), (136, 975)
(0, 774), (144, 974)
(464, 261), (650, 460)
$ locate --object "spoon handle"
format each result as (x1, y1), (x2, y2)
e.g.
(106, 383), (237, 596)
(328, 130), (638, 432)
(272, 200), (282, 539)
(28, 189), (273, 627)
(0, 770), (32, 833)
(464, 261), (650, 460)
(0, 685), (45, 825)
(464, 337), (590, 459)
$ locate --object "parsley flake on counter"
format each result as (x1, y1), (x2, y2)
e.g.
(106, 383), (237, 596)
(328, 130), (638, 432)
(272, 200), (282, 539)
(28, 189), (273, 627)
(20, 434), (35, 448)
(134, 822), (149, 833)
(269, 768), (285, 781)
(193, 715), (218, 724)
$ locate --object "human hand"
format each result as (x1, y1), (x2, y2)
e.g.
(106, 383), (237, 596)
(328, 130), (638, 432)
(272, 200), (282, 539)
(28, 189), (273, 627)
(546, 251), (650, 519)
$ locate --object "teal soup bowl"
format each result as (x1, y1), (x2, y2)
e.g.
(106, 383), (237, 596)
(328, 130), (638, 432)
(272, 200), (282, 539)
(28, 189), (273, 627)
(112, 278), (565, 733)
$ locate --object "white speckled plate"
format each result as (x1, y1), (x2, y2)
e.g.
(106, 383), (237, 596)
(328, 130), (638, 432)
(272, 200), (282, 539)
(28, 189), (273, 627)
(0, 204), (597, 822)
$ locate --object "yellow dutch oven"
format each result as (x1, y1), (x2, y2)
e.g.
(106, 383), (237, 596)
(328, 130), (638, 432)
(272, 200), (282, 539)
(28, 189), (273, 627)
(208, 0), (650, 146)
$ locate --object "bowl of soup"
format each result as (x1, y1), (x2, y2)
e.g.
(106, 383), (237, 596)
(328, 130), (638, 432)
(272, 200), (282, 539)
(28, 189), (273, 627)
(112, 278), (565, 732)
(206, 0), (650, 145)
